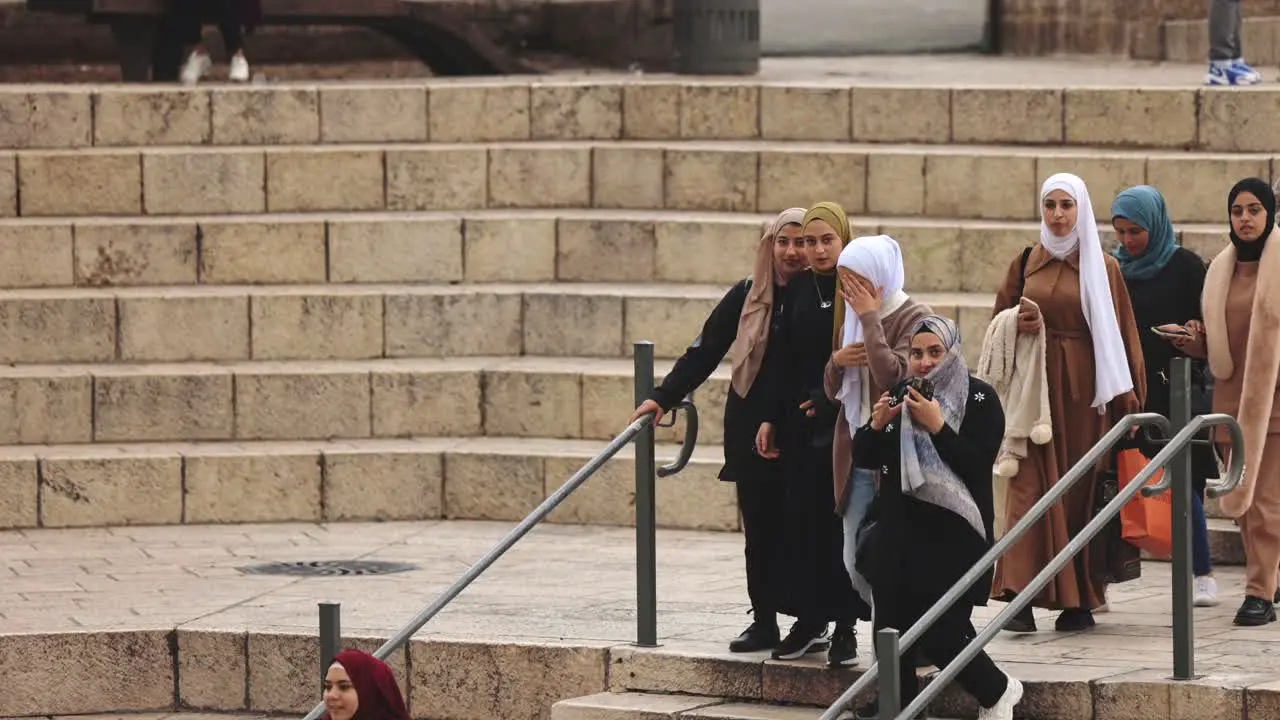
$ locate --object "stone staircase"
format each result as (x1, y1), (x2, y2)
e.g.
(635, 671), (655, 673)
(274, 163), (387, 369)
(0, 80), (1253, 561)
(0, 76), (1275, 719)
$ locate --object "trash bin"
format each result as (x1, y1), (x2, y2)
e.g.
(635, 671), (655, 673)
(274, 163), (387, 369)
(673, 0), (760, 75)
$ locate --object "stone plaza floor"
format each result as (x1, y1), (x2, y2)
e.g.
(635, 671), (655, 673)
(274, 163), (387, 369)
(1, 519), (1276, 677)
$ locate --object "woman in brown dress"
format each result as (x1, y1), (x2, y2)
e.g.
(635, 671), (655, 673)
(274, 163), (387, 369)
(1176, 177), (1280, 626)
(989, 173), (1146, 633)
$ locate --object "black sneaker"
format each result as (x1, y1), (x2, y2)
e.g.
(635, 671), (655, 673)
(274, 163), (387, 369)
(770, 619), (830, 660)
(1234, 595), (1277, 626)
(1274, 588), (1279, 605)
(728, 619), (780, 653)
(827, 623), (857, 667)
(1054, 608), (1096, 632)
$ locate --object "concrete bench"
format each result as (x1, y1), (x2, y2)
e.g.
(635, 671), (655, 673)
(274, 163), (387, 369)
(25, 0), (536, 80)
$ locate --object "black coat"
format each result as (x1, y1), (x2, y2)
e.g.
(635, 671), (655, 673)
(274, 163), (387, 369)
(650, 278), (783, 483)
(853, 376), (1005, 608)
(1122, 247), (1218, 489)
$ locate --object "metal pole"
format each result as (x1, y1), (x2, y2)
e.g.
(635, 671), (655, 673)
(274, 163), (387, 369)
(875, 629), (902, 718)
(319, 602), (341, 691)
(1169, 357), (1195, 680)
(634, 341), (658, 648)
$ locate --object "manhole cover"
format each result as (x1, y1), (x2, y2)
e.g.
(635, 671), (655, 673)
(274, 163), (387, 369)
(237, 560), (419, 577)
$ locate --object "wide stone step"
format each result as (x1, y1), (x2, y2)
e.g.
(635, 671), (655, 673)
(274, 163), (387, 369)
(7, 627), (1273, 719)
(0, 141), (1270, 224)
(552, 693), (830, 720)
(0, 282), (992, 365)
(0, 356), (725, 446)
(3, 81), (1278, 153)
(0, 211), (1232, 291)
(0, 430), (1248, 561)
(0, 436), (735, 531)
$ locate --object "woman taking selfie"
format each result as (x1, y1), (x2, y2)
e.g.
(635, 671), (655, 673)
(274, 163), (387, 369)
(851, 316), (1022, 720)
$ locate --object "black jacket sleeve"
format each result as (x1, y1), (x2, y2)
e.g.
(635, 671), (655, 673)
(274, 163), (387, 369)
(651, 279), (750, 411)
(932, 378), (1005, 490)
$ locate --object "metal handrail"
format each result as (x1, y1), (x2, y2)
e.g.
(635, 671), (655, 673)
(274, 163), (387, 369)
(299, 341), (698, 720)
(818, 411), (1171, 720)
(891, 411), (1244, 720)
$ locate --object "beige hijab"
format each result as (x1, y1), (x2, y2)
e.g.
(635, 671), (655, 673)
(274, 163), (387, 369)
(729, 208), (806, 397)
(1204, 234), (1280, 517)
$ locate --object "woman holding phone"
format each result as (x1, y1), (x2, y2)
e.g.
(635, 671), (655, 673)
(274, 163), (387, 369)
(1110, 185), (1220, 607)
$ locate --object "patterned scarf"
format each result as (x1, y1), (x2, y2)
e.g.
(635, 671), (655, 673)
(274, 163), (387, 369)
(899, 316), (985, 540)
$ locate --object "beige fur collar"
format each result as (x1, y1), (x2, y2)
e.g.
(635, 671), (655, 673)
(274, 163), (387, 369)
(1203, 238), (1280, 517)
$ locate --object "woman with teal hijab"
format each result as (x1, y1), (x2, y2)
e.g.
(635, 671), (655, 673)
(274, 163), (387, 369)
(1111, 184), (1220, 607)
(1112, 186), (1179, 280)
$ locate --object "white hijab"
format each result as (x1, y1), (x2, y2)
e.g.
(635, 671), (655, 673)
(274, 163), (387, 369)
(1039, 173), (1133, 412)
(836, 235), (910, 433)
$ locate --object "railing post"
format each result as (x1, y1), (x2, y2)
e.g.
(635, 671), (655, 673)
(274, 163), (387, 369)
(1169, 358), (1195, 680)
(634, 341), (658, 647)
(319, 602), (342, 691)
(875, 629), (902, 718)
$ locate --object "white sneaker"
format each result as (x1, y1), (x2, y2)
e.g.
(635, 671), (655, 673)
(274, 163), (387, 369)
(978, 675), (1023, 720)
(229, 53), (251, 83)
(180, 50), (211, 85)
(1195, 576), (1220, 607)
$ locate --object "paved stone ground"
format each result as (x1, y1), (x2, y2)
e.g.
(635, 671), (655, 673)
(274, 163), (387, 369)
(1, 520), (1276, 677)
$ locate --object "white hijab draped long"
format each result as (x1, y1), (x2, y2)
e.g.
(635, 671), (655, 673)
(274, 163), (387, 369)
(1039, 173), (1133, 412)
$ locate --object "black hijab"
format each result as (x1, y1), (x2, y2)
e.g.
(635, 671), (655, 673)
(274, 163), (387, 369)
(1227, 177), (1275, 262)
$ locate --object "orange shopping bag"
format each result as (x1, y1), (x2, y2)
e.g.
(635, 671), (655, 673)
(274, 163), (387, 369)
(1117, 449), (1172, 559)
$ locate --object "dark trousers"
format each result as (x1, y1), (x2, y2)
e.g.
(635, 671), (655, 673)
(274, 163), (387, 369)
(172, 0), (245, 55)
(737, 477), (787, 620)
(877, 593), (1008, 709)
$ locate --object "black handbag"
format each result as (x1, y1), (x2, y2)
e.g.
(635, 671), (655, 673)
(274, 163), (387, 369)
(1088, 449), (1142, 584)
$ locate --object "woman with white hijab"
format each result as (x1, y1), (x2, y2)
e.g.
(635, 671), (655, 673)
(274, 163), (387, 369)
(989, 173), (1147, 633)
(822, 234), (934, 615)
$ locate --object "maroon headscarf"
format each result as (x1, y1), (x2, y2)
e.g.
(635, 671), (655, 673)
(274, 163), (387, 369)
(327, 650), (410, 720)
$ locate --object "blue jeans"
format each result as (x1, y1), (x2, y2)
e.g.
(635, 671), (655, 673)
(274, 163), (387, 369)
(842, 467), (877, 608)
(1192, 489), (1213, 577)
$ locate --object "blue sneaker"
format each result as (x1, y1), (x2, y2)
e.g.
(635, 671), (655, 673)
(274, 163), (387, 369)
(1206, 61), (1257, 86)
(1232, 58), (1263, 83)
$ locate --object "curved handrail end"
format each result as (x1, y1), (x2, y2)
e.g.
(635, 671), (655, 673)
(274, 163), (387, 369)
(657, 399), (698, 478)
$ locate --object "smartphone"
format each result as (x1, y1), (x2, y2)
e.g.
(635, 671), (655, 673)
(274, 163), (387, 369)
(1151, 325), (1191, 338)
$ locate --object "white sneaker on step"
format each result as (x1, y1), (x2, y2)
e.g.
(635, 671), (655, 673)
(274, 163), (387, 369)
(229, 54), (251, 83)
(1195, 576), (1220, 607)
(180, 50), (211, 85)
(978, 676), (1023, 720)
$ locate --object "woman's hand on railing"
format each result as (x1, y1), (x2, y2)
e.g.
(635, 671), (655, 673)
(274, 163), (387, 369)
(629, 399), (664, 427)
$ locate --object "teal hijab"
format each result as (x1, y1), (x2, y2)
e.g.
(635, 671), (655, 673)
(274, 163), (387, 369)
(1111, 185), (1178, 281)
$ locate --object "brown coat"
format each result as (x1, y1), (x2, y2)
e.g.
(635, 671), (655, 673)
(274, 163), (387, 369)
(989, 246), (1146, 611)
(824, 299), (934, 512)
(1201, 239), (1280, 518)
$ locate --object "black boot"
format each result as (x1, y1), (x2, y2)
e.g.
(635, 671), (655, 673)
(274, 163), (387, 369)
(1054, 608), (1096, 632)
(1004, 604), (1037, 633)
(729, 611), (779, 653)
(1234, 595), (1277, 627)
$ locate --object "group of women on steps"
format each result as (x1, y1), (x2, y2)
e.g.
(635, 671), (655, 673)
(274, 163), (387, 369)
(630, 172), (1280, 720)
